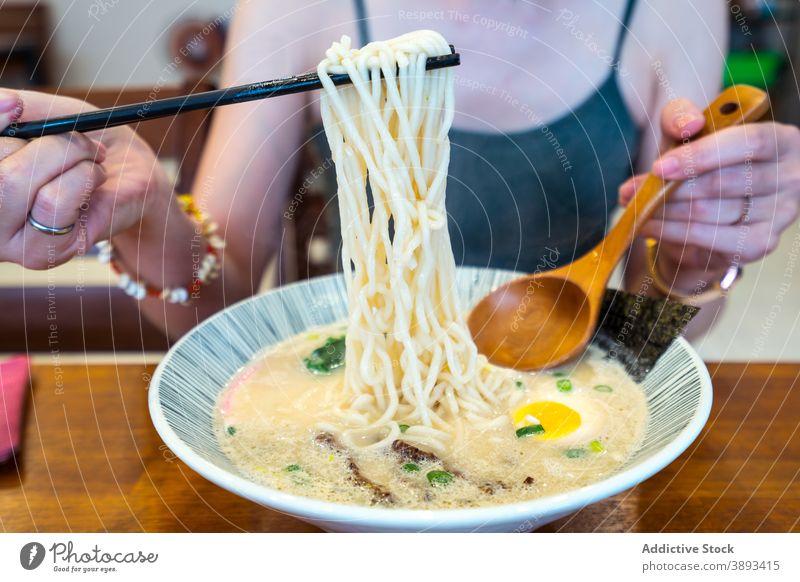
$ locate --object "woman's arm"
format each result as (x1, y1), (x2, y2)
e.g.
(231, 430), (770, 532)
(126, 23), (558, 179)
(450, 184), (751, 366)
(112, 0), (324, 338)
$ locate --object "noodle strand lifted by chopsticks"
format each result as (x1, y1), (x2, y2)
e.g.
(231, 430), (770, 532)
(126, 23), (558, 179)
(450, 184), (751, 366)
(318, 31), (507, 456)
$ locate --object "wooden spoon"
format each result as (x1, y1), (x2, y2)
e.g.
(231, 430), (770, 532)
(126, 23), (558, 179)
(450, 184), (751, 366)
(468, 84), (770, 370)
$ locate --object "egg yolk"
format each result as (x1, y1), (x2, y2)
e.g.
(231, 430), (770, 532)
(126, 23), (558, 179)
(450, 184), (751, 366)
(512, 401), (581, 440)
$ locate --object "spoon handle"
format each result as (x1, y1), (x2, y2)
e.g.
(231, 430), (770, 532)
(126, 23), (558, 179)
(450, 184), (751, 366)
(598, 84), (770, 272)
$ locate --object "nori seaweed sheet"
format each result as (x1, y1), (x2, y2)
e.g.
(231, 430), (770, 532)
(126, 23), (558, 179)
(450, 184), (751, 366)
(590, 289), (699, 382)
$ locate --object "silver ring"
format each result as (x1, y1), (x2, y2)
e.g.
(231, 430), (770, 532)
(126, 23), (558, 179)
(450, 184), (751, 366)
(27, 212), (75, 236)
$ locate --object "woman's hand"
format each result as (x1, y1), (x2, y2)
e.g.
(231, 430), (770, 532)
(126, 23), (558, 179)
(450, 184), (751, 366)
(619, 96), (800, 288)
(0, 89), (171, 269)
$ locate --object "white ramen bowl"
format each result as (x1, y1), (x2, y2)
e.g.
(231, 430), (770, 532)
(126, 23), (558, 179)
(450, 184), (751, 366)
(149, 267), (712, 533)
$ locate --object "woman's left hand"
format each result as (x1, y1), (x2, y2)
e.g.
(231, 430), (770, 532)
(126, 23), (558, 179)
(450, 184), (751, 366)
(619, 96), (800, 281)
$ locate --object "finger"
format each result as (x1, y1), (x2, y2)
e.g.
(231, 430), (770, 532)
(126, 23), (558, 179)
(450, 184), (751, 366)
(665, 161), (793, 201)
(660, 97), (705, 141)
(618, 173), (647, 206)
(0, 136), (26, 162)
(0, 90), (26, 162)
(28, 161), (106, 235)
(625, 162), (785, 204)
(621, 159), (793, 207)
(652, 123), (791, 180)
(0, 132), (106, 214)
(0, 89), (23, 131)
(13, 89), (96, 122)
(641, 219), (780, 262)
(654, 193), (782, 224)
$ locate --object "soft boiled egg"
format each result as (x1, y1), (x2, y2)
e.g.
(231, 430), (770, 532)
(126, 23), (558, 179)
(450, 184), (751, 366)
(513, 401), (581, 440)
(511, 391), (611, 445)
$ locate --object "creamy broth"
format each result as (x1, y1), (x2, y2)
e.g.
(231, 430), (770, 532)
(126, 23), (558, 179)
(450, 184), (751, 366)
(215, 323), (648, 509)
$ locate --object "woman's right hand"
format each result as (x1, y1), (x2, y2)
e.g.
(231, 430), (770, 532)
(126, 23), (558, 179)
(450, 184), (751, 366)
(0, 88), (171, 269)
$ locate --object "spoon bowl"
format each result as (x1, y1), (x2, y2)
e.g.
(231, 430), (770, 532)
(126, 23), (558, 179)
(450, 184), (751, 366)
(469, 275), (594, 369)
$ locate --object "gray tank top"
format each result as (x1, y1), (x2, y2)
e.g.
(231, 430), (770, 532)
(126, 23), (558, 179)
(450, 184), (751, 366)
(304, 0), (640, 272)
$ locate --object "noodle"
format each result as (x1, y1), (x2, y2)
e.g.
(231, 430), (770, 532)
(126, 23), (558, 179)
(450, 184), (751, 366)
(317, 31), (508, 454)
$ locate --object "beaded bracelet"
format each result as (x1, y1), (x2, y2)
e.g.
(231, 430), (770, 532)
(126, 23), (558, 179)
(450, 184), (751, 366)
(97, 196), (225, 305)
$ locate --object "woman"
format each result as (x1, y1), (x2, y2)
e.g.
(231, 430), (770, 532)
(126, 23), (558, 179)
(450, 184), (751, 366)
(0, 0), (798, 339)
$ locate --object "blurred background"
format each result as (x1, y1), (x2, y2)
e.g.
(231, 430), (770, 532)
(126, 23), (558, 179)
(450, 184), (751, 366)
(0, 0), (798, 361)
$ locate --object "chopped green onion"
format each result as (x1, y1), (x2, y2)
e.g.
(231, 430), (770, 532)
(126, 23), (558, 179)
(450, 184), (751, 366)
(590, 440), (605, 453)
(226, 425), (236, 436)
(398, 424), (410, 433)
(593, 384), (613, 393)
(303, 335), (346, 375)
(402, 463), (420, 473)
(556, 378), (573, 392)
(565, 448), (586, 459)
(515, 424), (546, 438)
(552, 371), (567, 377)
(515, 380), (525, 390)
(285, 464), (301, 472)
(426, 470), (454, 485)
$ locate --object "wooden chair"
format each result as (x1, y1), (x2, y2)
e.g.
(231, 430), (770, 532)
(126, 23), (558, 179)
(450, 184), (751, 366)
(0, 3), (50, 87)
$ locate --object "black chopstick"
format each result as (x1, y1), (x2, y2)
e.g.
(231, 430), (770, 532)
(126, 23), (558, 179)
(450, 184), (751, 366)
(1, 47), (460, 139)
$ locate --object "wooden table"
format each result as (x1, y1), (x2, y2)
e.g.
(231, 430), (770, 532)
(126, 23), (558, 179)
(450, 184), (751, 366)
(1, 362), (798, 532)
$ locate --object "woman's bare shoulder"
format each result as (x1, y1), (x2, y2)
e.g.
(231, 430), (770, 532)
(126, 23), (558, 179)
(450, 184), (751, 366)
(644, 0), (727, 57)
(618, 0), (728, 126)
(226, 1), (360, 77)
